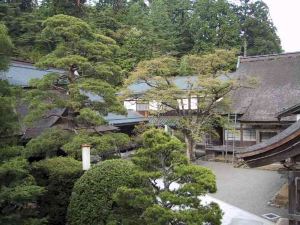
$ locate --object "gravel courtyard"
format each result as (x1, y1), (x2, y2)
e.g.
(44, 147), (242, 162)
(196, 161), (288, 219)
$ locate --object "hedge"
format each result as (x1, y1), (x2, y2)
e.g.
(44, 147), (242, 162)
(67, 159), (139, 225)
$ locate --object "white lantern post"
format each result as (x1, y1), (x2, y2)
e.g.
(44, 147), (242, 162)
(164, 125), (168, 133)
(81, 144), (91, 171)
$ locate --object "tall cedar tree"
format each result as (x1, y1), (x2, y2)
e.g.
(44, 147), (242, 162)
(234, 0), (282, 56)
(190, 0), (241, 53)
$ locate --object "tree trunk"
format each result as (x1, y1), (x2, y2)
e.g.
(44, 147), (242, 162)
(184, 133), (195, 162)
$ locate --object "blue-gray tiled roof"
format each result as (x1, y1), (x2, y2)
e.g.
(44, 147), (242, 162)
(127, 76), (198, 94)
(0, 61), (65, 87)
(126, 75), (229, 95)
(105, 111), (148, 125)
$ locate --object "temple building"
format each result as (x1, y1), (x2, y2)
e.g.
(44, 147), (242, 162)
(123, 52), (300, 152)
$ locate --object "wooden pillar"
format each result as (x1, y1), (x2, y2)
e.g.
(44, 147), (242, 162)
(289, 170), (300, 225)
(256, 129), (260, 144)
(240, 123), (244, 147)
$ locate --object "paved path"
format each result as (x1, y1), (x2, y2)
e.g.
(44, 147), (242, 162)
(196, 161), (288, 219)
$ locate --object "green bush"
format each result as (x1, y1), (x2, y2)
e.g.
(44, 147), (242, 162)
(67, 159), (139, 225)
(0, 145), (24, 162)
(31, 157), (82, 225)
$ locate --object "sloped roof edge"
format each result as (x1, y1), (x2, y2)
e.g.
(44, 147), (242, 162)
(240, 51), (300, 63)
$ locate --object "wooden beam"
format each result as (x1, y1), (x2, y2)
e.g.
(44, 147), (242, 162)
(289, 171), (300, 225)
(244, 139), (300, 168)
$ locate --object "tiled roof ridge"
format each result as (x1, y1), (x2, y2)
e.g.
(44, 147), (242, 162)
(239, 51), (300, 63)
(11, 58), (35, 65)
(10, 58), (65, 73)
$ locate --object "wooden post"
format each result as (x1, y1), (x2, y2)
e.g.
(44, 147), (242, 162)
(289, 170), (300, 225)
(240, 123), (244, 147)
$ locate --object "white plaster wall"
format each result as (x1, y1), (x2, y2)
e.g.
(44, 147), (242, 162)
(124, 100), (137, 111)
(177, 97), (198, 110)
(149, 100), (160, 111)
(124, 98), (198, 111)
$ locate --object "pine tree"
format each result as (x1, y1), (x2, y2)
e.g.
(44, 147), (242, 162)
(112, 129), (222, 225)
(125, 50), (239, 161)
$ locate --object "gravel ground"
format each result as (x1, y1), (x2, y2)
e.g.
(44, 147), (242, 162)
(196, 160), (288, 218)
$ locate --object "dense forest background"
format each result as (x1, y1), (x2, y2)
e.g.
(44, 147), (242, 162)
(1, 0), (282, 79)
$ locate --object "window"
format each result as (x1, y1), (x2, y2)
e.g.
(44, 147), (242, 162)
(243, 129), (256, 141)
(260, 132), (277, 142)
(224, 130), (241, 141)
(136, 101), (149, 111)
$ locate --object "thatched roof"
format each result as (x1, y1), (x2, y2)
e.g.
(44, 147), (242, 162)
(276, 103), (300, 119)
(230, 52), (300, 122)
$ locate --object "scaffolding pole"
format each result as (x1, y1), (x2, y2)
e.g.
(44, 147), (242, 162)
(232, 113), (237, 164)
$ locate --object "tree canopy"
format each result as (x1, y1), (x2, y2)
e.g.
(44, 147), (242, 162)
(125, 50), (239, 160)
(1, 0), (282, 65)
(234, 0), (282, 56)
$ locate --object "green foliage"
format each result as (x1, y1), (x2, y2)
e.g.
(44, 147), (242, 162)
(0, 3), (47, 62)
(0, 23), (13, 70)
(24, 128), (72, 160)
(112, 129), (222, 225)
(125, 50), (238, 160)
(190, 0), (241, 53)
(180, 49), (238, 75)
(1, 0), (282, 66)
(23, 15), (126, 133)
(234, 0), (282, 56)
(62, 132), (130, 160)
(24, 126), (130, 161)
(67, 159), (140, 225)
(39, 0), (86, 17)
(37, 14), (124, 86)
(0, 157), (46, 225)
(0, 80), (19, 141)
(31, 157), (82, 225)
(0, 145), (24, 162)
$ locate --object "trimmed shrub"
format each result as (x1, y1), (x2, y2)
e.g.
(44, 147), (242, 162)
(31, 157), (82, 225)
(67, 159), (139, 225)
